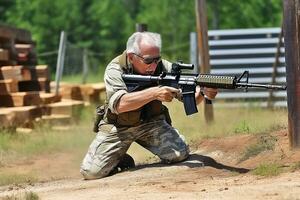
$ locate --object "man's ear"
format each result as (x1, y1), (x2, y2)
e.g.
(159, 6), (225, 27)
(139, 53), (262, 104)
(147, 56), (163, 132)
(127, 53), (134, 62)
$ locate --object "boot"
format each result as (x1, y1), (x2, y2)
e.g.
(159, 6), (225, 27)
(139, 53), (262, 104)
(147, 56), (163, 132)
(109, 153), (135, 176)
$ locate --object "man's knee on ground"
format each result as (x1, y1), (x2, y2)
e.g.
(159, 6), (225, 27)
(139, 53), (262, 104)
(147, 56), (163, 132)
(80, 167), (111, 180)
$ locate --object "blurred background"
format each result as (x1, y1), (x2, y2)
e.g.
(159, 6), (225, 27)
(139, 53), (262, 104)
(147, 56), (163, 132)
(0, 0), (283, 82)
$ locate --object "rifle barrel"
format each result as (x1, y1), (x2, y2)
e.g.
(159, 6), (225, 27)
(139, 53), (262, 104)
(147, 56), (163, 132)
(236, 82), (287, 90)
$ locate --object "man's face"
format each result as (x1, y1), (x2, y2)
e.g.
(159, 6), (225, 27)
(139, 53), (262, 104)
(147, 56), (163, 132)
(128, 44), (161, 75)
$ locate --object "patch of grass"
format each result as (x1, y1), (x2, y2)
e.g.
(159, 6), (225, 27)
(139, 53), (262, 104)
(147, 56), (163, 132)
(289, 161), (300, 172)
(234, 120), (250, 134)
(0, 173), (37, 186)
(0, 106), (95, 157)
(252, 163), (283, 177)
(240, 134), (277, 162)
(2, 191), (39, 200)
(25, 192), (39, 200)
(166, 101), (287, 142)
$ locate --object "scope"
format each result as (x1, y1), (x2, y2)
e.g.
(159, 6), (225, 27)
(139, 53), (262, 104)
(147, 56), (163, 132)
(171, 61), (194, 74)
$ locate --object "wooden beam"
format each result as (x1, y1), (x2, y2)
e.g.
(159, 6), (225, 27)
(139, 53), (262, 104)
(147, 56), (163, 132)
(283, 0), (300, 148)
(195, 0), (214, 123)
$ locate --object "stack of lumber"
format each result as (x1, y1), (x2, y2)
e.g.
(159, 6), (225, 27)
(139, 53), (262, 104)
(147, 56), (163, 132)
(50, 82), (106, 104)
(0, 25), (85, 129)
(0, 25), (37, 66)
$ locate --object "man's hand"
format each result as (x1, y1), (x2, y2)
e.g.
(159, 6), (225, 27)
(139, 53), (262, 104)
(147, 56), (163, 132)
(202, 87), (218, 100)
(154, 86), (180, 102)
(195, 86), (218, 104)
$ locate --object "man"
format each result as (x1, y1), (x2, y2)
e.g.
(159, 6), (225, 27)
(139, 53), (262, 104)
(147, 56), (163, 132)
(80, 32), (217, 180)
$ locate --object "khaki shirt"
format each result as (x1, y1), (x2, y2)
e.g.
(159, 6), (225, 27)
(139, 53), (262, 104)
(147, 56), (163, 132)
(104, 51), (172, 114)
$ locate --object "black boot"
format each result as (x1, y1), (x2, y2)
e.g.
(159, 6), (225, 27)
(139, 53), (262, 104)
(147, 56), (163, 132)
(117, 153), (135, 170)
(109, 153), (135, 176)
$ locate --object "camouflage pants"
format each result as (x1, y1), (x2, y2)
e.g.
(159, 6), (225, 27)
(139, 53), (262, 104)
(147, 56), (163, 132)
(80, 115), (190, 180)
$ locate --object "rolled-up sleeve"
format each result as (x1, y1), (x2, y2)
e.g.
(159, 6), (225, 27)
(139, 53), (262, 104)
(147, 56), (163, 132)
(104, 62), (128, 114)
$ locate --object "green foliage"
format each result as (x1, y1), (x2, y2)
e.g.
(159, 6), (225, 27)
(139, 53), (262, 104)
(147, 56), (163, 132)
(0, 0), (283, 78)
(252, 163), (283, 176)
(207, 0), (282, 29)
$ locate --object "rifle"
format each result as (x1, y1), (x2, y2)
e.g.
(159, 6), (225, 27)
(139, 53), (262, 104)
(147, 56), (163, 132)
(122, 62), (287, 115)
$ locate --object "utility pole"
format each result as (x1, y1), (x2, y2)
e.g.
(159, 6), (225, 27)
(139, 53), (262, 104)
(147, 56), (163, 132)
(283, 0), (300, 148)
(195, 0), (214, 123)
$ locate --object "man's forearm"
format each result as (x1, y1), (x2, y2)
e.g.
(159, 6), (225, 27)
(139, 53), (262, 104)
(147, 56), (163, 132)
(116, 87), (157, 113)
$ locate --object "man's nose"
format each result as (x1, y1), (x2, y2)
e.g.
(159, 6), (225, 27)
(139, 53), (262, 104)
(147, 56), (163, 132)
(147, 62), (157, 70)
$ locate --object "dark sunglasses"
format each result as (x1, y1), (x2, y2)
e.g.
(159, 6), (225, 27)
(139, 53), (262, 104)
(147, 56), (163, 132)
(133, 53), (161, 65)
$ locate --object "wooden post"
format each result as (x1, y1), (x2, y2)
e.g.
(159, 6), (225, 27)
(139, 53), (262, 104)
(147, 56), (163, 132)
(283, 0), (300, 148)
(136, 23), (148, 32)
(82, 48), (88, 84)
(195, 0), (214, 123)
(268, 26), (283, 108)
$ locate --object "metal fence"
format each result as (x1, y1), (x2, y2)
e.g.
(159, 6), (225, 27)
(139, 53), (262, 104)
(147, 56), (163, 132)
(201, 27), (287, 108)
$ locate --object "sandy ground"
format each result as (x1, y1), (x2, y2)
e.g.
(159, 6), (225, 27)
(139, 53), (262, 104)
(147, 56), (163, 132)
(1, 129), (300, 200)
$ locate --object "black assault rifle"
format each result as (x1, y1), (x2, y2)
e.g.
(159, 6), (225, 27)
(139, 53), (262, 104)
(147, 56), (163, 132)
(122, 62), (287, 116)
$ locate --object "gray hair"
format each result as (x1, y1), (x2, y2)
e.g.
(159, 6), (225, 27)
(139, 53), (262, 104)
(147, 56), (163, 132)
(126, 32), (161, 54)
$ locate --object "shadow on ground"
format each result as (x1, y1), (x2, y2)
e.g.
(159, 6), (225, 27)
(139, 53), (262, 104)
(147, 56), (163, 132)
(132, 153), (250, 174)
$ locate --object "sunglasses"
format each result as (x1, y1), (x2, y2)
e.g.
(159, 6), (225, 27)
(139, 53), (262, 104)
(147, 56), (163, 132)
(133, 53), (161, 65)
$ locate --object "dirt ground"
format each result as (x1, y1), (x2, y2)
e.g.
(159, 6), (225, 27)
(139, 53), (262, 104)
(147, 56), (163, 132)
(1, 129), (300, 200)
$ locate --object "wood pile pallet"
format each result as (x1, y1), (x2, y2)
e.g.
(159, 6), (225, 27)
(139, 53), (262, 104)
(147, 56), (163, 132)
(51, 82), (106, 104)
(0, 25), (86, 129)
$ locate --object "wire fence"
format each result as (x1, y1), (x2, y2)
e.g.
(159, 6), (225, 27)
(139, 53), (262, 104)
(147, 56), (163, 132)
(38, 41), (107, 84)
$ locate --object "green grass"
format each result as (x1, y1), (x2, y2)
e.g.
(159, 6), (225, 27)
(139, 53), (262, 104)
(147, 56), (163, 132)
(0, 173), (37, 187)
(0, 104), (287, 159)
(240, 134), (277, 162)
(289, 161), (300, 172)
(2, 191), (39, 200)
(252, 163), (283, 177)
(0, 106), (96, 173)
(166, 101), (287, 142)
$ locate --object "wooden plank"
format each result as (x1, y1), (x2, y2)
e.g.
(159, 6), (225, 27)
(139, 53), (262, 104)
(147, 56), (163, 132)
(18, 78), (50, 92)
(0, 25), (32, 43)
(79, 83), (106, 103)
(0, 49), (9, 61)
(39, 92), (61, 104)
(0, 79), (18, 94)
(21, 65), (50, 80)
(43, 99), (84, 118)
(0, 106), (42, 127)
(0, 92), (42, 107)
(59, 85), (83, 101)
(0, 65), (22, 80)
